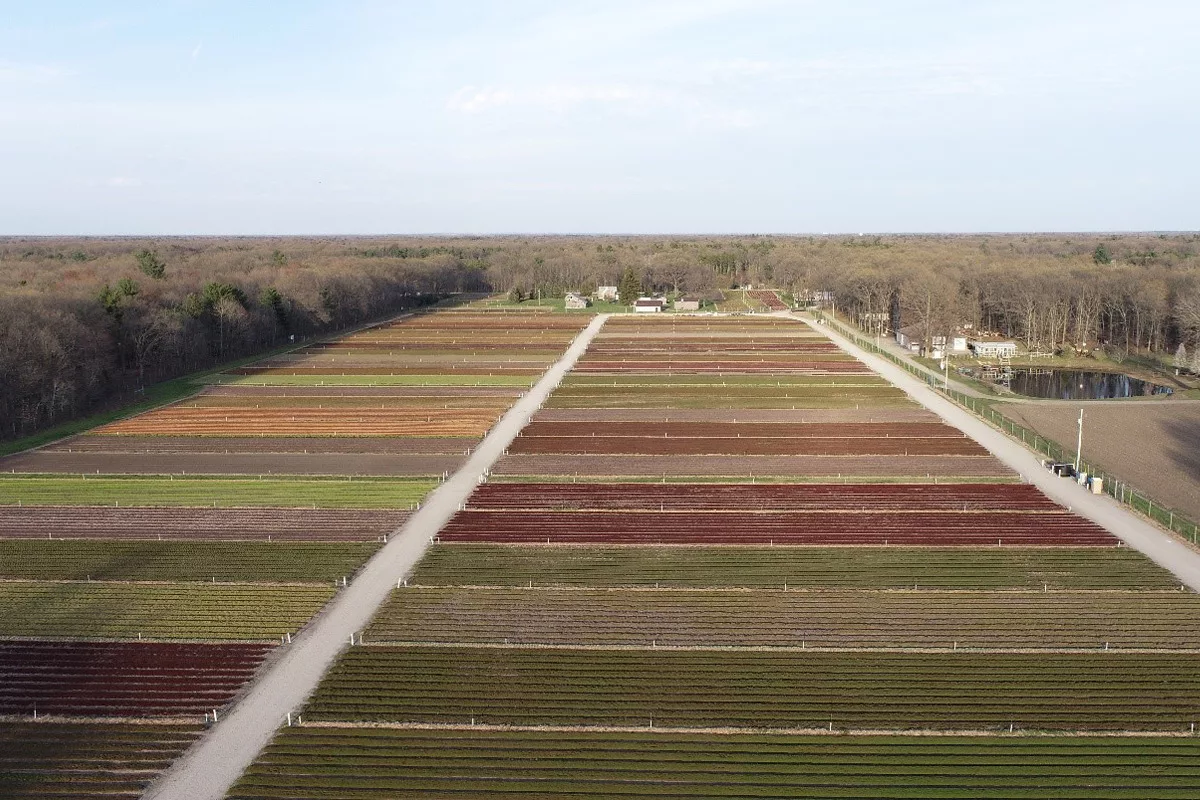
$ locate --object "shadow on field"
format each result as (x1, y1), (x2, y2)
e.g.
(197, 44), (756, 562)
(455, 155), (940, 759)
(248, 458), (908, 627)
(1161, 415), (1200, 484)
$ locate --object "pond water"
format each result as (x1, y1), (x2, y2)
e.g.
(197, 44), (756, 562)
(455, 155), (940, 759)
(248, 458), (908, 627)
(993, 369), (1174, 400)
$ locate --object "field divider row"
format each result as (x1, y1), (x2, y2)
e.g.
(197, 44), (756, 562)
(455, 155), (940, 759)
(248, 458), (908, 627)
(355, 641), (1200, 655)
(289, 719), (1200, 738)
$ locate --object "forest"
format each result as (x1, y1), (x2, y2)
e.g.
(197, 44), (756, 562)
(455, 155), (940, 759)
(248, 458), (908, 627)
(2, 233), (1198, 442)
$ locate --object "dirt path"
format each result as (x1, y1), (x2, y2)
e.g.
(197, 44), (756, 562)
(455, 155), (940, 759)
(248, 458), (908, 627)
(807, 315), (1200, 593)
(142, 314), (610, 800)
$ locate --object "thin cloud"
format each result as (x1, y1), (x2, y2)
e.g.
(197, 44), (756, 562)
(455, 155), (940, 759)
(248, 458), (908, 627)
(0, 61), (73, 85)
(446, 84), (660, 114)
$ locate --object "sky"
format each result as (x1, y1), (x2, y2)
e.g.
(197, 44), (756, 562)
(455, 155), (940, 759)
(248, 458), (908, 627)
(1, 0), (1197, 234)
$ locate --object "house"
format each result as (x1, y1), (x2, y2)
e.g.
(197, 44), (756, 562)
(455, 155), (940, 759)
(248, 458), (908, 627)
(799, 289), (834, 308)
(634, 297), (666, 313)
(896, 326), (970, 359)
(674, 297), (701, 312)
(595, 285), (619, 301)
(895, 326), (923, 353)
(968, 339), (1018, 358)
(564, 292), (590, 310)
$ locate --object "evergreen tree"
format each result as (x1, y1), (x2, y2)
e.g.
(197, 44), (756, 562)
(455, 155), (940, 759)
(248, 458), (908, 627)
(618, 267), (641, 305)
(134, 249), (166, 279)
(1092, 244), (1112, 265)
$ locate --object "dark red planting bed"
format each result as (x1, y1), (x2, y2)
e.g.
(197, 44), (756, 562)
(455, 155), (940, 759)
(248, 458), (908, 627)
(466, 482), (1063, 512)
(438, 509), (1116, 546)
(0, 640), (273, 717)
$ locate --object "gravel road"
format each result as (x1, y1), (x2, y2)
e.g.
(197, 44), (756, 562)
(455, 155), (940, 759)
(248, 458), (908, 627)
(142, 314), (609, 800)
(806, 315), (1200, 591)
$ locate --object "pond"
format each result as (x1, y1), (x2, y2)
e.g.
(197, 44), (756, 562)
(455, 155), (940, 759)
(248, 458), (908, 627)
(990, 368), (1174, 400)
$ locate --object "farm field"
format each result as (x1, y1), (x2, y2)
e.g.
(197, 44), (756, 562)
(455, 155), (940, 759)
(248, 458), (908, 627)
(746, 288), (788, 310)
(43, 435), (476, 454)
(0, 306), (589, 794)
(230, 727), (1200, 800)
(369, 586), (1200, 649)
(0, 475), (433, 508)
(538, 407), (939, 422)
(0, 506), (406, 541)
(0, 582), (333, 639)
(0, 640), (272, 716)
(305, 645), (1200, 730)
(93, 406), (508, 437)
(545, 384), (910, 408)
(1, 450), (463, 475)
(999, 400), (1200, 522)
(0, 540), (376, 582)
(0, 722), (203, 800)
(209, 373), (535, 386)
(411, 544), (1178, 589)
(218, 312), (1200, 795)
(437, 508), (1115, 545)
(493, 453), (1013, 478)
(464, 481), (1061, 510)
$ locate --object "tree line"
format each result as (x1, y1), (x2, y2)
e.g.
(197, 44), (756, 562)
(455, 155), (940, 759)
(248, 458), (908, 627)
(0, 238), (488, 441)
(3, 233), (1198, 442)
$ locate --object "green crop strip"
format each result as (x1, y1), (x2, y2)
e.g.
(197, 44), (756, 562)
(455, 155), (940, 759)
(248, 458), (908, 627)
(0, 582), (334, 639)
(410, 545), (1174, 590)
(0, 540), (378, 583)
(0, 475), (438, 508)
(232, 727), (1200, 799)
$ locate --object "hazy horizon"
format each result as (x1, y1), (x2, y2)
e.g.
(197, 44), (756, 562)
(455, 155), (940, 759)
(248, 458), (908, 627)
(3, 1), (1198, 235)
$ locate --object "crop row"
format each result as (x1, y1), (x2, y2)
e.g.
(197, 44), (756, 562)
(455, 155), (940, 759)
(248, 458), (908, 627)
(602, 316), (808, 329)
(544, 392), (911, 410)
(1, 450), (462, 477)
(0, 476), (431, 509)
(493, 453), (1013, 479)
(96, 407), (504, 437)
(231, 726), (1200, 799)
(0, 540), (377, 582)
(0, 581), (333, 638)
(437, 510), (1113, 546)
(507, 435), (987, 456)
(368, 587), (1200, 649)
(305, 646), (1200, 731)
(211, 373), (537, 387)
(746, 289), (789, 310)
(552, 384), (904, 398)
(227, 366), (544, 377)
(518, 421), (963, 438)
(202, 384), (524, 398)
(465, 482), (1059, 511)
(0, 506), (407, 541)
(572, 362), (873, 376)
(182, 396), (516, 409)
(373, 313), (588, 332)
(583, 344), (847, 356)
(536, 407), (939, 423)
(410, 544), (1178, 590)
(263, 353), (556, 366)
(52, 435), (475, 454)
(0, 722), (203, 800)
(0, 640), (271, 716)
